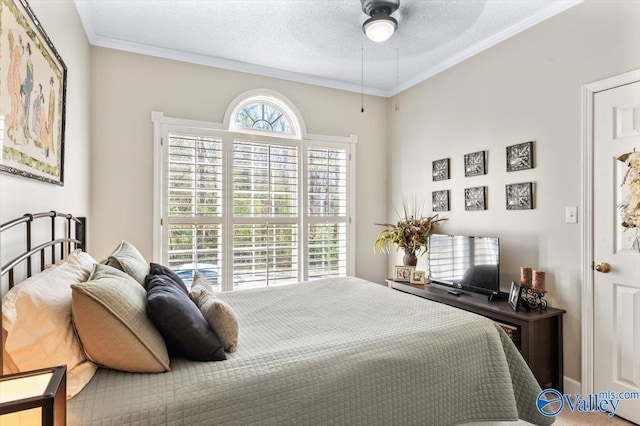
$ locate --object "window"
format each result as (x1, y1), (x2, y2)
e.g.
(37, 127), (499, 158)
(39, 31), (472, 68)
(164, 134), (223, 288)
(153, 94), (354, 291)
(234, 102), (293, 134)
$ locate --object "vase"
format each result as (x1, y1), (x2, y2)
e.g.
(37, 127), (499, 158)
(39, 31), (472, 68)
(403, 250), (417, 267)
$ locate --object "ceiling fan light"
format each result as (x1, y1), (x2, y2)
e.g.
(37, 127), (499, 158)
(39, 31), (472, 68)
(363, 15), (397, 42)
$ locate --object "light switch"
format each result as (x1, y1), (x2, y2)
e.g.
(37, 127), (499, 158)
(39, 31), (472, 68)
(565, 206), (578, 224)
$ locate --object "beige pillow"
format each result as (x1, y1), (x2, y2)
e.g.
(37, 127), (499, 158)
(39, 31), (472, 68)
(2, 328), (18, 374)
(105, 240), (149, 286)
(189, 273), (239, 352)
(71, 264), (170, 372)
(2, 250), (98, 398)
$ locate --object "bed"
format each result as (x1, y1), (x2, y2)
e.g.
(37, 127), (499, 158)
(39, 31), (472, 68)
(1, 212), (552, 426)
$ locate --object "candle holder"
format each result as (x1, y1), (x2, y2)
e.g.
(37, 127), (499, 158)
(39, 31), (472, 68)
(520, 267), (532, 288)
(521, 287), (548, 312)
(532, 270), (546, 292)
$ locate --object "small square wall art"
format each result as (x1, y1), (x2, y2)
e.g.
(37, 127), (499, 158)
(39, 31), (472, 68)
(506, 141), (534, 172)
(432, 190), (450, 212)
(464, 151), (486, 177)
(506, 182), (534, 210)
(432, 158), (450, 181)
(464, 186), (487, 211)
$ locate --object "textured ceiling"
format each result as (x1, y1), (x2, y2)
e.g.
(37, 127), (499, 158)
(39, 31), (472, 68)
(74, 0), (581, 97)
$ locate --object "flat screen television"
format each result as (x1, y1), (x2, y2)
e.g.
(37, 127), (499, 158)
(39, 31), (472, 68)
(427, 234), (501, 297)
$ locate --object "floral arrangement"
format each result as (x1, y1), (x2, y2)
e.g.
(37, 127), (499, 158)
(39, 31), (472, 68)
(373, 199), (446, 257)
(618, 150), (640, 250)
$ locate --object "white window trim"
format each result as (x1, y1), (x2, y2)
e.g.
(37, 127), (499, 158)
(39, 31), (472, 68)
(152, 99), (357, 288)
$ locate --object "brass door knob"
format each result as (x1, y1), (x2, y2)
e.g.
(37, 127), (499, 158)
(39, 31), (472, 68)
(595, 262), (612, 273)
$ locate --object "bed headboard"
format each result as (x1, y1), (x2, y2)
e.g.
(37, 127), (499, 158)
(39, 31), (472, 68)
(0, 211), (86, 290)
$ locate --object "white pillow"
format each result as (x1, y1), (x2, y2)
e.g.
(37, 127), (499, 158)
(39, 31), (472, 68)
(2, 250), (98, 398)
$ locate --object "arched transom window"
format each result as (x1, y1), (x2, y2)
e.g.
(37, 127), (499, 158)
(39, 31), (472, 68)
(234, 102), (293, 134)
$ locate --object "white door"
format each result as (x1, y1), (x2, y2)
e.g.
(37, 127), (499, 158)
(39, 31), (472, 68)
(593, 80), (640, 424)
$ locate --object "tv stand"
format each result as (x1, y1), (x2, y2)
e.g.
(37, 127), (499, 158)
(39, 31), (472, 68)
(386, 279), (565, 392)
(446, 289), (462, 296)
(488, 292), (508, 302)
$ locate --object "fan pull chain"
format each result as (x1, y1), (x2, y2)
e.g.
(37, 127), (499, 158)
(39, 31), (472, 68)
(395, 48), (400, 111)
(361, 34), (364, 113)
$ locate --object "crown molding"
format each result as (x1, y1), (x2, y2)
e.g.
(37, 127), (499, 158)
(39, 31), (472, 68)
(75, 0), (581, 99)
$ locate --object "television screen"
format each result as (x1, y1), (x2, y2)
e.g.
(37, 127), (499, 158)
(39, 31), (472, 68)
(428, 234), (500, 295)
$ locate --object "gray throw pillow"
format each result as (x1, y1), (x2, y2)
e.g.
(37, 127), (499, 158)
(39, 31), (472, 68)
(189, 273), (239, 353)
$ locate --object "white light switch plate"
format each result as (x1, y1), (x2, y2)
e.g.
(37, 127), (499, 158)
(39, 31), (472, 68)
(565, 206), (578, 224)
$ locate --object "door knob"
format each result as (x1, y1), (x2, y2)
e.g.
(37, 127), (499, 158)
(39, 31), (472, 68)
(595, 262), (612, 273)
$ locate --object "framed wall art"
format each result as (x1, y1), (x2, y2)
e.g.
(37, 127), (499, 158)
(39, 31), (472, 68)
(464, 151), (486, 177)
(432, 158), (450, 181)
(506, 182), (534, 210)
(506, 141), (534, 172)
(432, 190), (450, 212)
(0, 0), (67, 185)
(464, 186), (486, 211)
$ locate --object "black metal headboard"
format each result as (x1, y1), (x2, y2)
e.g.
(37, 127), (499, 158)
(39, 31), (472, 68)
(0, 211), (86, 289)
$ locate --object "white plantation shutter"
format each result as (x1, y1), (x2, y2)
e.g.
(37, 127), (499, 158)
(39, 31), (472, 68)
(232, 140), (299, 287)
(308, 223), (347, 278)
(168, 135), (223, 217)
(155, 102), (354, 291)
(167, 224), (221, 284)
(233, 223), (298, 287)
(307, 146), (349, 279)
(308, 147), (348, 217)
(233, 141), (298, 217)
(165, 134), (223, 286)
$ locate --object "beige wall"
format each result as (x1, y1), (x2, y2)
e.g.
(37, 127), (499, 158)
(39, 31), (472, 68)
(90, 48), (389, 283)
(386, 0), (640, 385)
(0, 0), (91, 293)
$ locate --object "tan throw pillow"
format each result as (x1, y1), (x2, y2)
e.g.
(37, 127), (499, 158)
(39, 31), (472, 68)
(105, 240), (149, 286)
(71, 264), (170, 373)
(2, 328), (18, 374)
(2, 250), (98, 398)
(189, 273), (239, 352)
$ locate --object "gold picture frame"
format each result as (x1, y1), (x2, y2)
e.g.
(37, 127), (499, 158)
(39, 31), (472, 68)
(0, 0), (67, 185)
(410, 270), (426, 284)
(394, 265), (415, 282)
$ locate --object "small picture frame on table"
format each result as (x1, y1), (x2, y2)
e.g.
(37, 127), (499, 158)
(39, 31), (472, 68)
(508, 280), (523, 311)
(410, 270), (426, 284)
(394, 265), (415, 283)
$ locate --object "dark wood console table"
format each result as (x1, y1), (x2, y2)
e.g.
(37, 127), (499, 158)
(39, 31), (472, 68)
(386, 279), (566, 392)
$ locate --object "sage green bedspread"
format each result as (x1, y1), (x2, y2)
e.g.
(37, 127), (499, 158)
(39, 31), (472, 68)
(69, 277), (552, 425)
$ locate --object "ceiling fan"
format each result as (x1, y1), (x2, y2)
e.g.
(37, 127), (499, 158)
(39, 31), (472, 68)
(361, 0), (400, 43)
